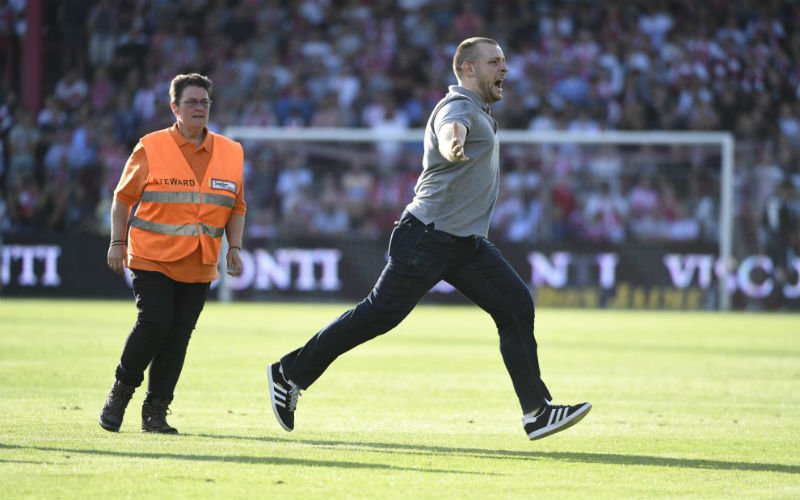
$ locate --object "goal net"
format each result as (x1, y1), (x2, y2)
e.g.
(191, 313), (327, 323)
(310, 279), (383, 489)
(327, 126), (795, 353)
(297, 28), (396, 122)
(223, 126), (735, 310)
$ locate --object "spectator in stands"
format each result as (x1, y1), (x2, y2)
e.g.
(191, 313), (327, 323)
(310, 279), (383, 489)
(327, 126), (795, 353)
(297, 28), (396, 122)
(114, 16), (150, 78)
(275, 153), (313, 215)
(37, 96), (68, 132)
(278, 185), (315, 237)
(583, 180), (628, 243)
(309, 92), (347, 127)
(42, 128), (70, 177)
(247, 206), (278, 240)
(245, 149), (278, 211)
(66, 105), (99, 172)
(691, 171), (718, 243)
(310, 175), (350, 237)
(54, 69), (89, 111)
(110, 91), (140, 146)
(58, 0), (90, 72)
(492, 183), (526, 241)
(505, 187), (544, 243)
(131, 71), (162, 133)
(5, 172), (42, 234)
(660, 196), (701, 242)
(88, 66), (115, 113)
(341, 159), (376, 234)
(627, 175), (661, 241)
(6, 109), (39, 189)
(87, 0), (118, 68)
(549, 172), (577, 240)
(38, 171), (70, 232)
(761, 179), (799, 309)
(274, 85), (313, 126)
(586, 144), (624, 195)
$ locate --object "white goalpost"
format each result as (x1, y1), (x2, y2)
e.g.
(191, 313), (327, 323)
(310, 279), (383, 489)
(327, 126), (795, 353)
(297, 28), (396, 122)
(224, 126), (735, 311)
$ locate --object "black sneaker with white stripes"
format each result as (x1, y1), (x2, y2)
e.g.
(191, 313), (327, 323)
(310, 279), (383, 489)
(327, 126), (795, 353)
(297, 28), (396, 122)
(267, 362), (301, 432)
(523, 401), (592, 440)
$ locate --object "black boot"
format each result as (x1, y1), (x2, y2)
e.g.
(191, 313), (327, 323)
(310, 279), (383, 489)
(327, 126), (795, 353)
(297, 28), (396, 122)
(99, 380), (135, 432)
(141, 397), (179, 434)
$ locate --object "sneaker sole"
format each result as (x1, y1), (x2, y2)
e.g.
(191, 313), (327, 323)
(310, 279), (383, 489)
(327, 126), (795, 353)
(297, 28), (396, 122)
(528, 402), (592, 440)
(267, 364), (293, 432)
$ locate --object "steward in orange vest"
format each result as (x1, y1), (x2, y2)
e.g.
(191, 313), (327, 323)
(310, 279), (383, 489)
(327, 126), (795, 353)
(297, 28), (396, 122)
(128, 128), (244, 267)
(102, 73), (246, 436)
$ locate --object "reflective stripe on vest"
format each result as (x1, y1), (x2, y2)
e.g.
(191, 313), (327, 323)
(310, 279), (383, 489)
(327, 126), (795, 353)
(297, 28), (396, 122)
(130, 216), (225, 238)
(139, 191), (235, 208)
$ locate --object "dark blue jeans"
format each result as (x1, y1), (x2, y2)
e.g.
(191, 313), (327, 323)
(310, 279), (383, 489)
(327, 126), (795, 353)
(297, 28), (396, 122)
(115, 269), (209, 401)
(282, 211), (551, 412)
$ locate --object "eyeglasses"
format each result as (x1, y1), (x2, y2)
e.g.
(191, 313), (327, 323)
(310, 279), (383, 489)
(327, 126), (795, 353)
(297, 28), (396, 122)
(179, 99), (213, 108)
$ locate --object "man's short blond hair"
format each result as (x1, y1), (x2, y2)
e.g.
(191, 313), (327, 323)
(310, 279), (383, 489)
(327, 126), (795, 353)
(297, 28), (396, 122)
(452, 37), (500, 78)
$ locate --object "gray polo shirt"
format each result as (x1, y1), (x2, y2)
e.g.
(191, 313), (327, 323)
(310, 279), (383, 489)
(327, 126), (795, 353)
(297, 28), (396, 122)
(406, 86), (499, 238)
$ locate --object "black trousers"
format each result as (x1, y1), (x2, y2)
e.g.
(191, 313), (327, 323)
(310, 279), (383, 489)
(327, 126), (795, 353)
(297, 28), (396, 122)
(282, 211), (551, 413)
(115, 269), (209, 401)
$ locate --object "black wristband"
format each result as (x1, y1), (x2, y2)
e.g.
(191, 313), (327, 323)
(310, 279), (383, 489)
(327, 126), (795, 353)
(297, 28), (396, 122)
(228, 246), (241, 251)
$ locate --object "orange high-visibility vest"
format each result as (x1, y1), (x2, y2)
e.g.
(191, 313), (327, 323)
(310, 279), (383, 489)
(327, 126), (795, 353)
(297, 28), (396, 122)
(128, 129), (243, 265)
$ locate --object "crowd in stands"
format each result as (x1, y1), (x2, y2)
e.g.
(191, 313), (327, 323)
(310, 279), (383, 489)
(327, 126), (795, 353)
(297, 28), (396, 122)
(1, 0), (799, 258)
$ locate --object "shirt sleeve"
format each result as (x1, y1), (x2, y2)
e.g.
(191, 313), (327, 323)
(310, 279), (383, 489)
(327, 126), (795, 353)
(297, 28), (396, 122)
(232, 180), (247, 216)
(433, 99), (472, 137)
(113, 141), (149, 207)
(231, 141), (247, 216)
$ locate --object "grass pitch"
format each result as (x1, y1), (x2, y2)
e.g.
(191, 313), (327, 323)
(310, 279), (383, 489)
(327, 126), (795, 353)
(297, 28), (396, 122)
(0, 299), (798, 499)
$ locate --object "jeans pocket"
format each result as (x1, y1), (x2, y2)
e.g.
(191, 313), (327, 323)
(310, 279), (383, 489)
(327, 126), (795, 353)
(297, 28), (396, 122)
(389, 217), (439, 271)
(407, 227), (452, 272)
(388, 221), (414, 260)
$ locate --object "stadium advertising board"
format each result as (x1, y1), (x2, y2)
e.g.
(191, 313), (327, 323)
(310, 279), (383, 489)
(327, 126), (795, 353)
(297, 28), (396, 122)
(2, 234), (797, 310)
